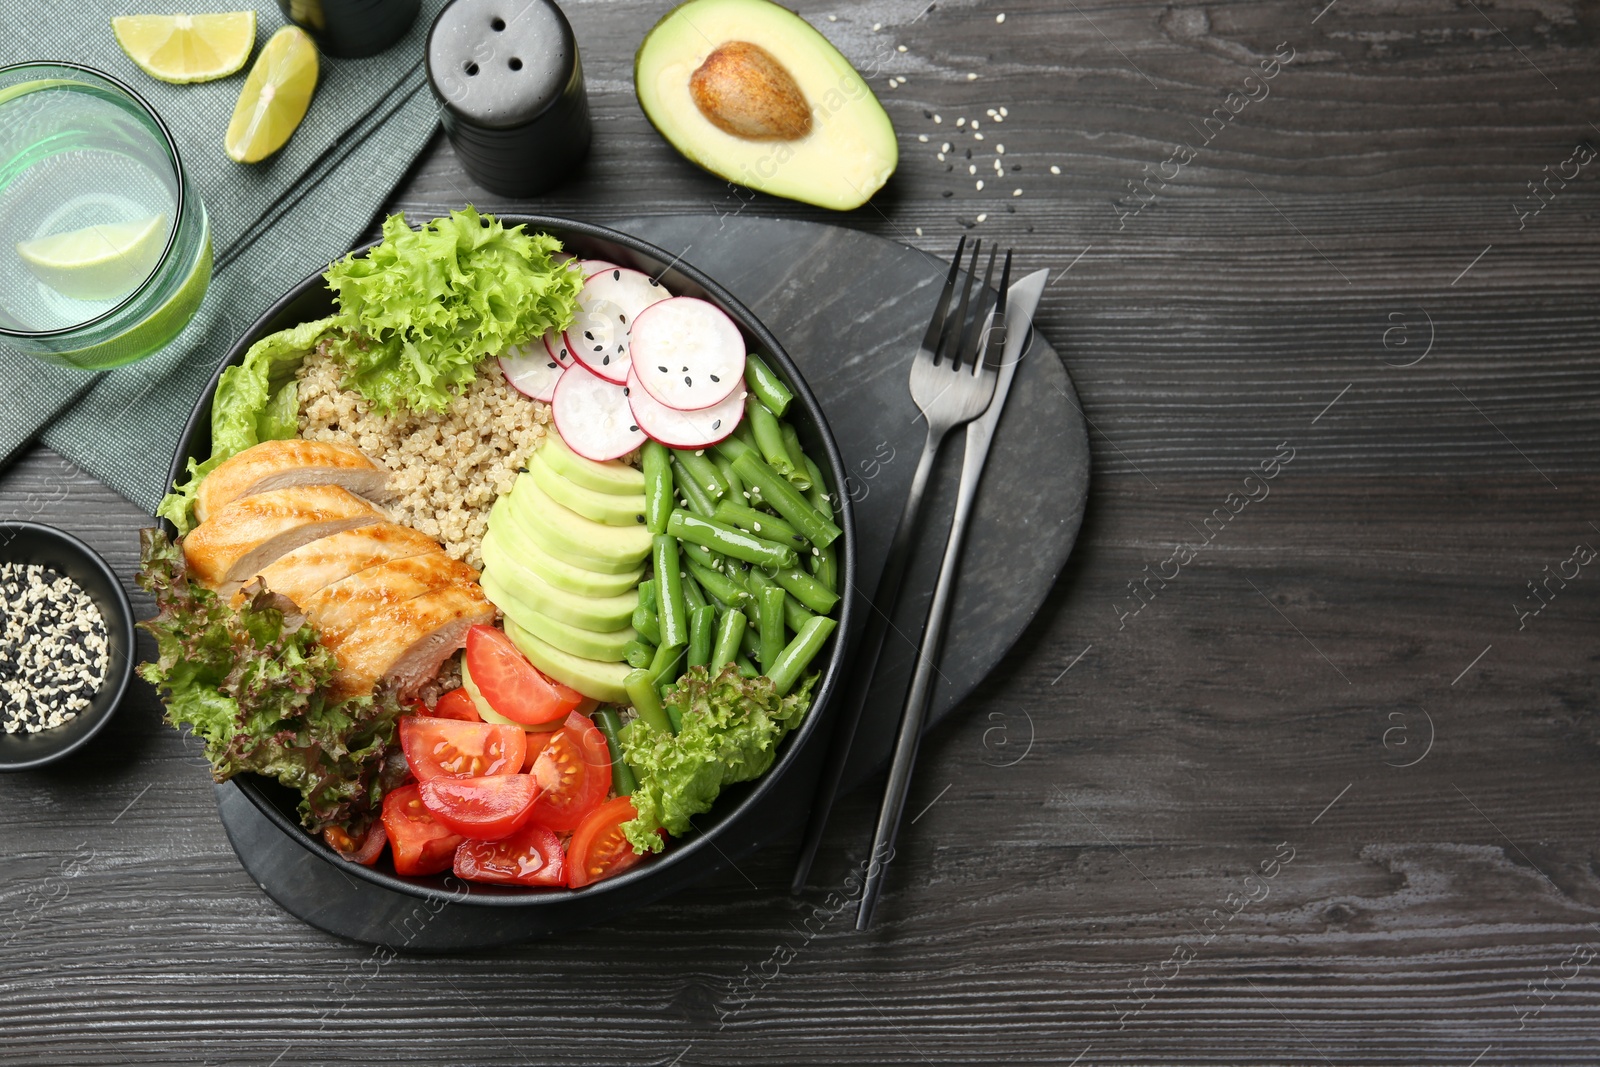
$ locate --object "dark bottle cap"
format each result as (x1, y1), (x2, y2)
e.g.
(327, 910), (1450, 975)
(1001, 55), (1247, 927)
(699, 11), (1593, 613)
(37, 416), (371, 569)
(278, 0), (420, 59)
(426, 0), (592, 198)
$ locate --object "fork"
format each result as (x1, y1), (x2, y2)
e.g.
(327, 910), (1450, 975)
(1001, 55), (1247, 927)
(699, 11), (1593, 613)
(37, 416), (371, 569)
(791, 237), (1002, 893)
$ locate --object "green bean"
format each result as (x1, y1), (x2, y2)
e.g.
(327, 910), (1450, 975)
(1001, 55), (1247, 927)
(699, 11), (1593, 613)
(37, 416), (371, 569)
(811, 542), (838, 594)
(779, 424), (813, 491)
(653, 534), (689, 648)
(642, 441), (674, 534)
(802, 455), (833, 519)
(713, 500), (803, 545)
(648, 640), (687, 687)
(716, 456), (743, 502)
(745, 394), (797, 479)
(681, 567), (709, 611)
(685, 559), (754, 612)
(711, 609), (747, 668)
(744, 564), (813, 633)
(674, 448), (727, 502)
(592, 709), (638, 795)
(631, 579), (661, 645)
(744, 353), (794, 417)
(739, 624), (763, 666)
(666, 702), (684, 732)
(768, 616), (838, 695)
(670, 456), (718, 517)
(757, 585), (787, 671)
(731, 453), (842, 548)
(736, 655), (759, 679)
(687, 603), (716, 669)
(772, 564), (840, 615)
(625, 668), (674, 734)
(623, 638), (657, 669)
(667, 509), (799, 570)
(713, 431), (756, 464)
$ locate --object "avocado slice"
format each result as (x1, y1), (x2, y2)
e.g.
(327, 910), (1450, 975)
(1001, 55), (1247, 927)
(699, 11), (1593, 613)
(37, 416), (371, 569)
(482, 527), (639, 632)
(485, 506), (644, 597)
(507, 473), (652, 573)
(504, 619), (633, 704)
(634, 0), (897, 211)
(527, 449), (649, 528)
(541, 434), (647, 496)
(485, 571), (638, 661)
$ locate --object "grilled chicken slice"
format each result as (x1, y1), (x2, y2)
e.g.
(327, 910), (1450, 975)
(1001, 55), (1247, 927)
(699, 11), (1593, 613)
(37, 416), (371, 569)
(241, 522), (441, 609)
(322, 584), (495, 697)
(195, 439), (389, 524)
(183, 485), (385, 589)
(302, 552), (480, 642)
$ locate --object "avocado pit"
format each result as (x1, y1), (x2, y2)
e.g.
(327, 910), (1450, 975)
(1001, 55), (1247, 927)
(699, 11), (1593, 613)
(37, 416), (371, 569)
(689, 41), (812, 141)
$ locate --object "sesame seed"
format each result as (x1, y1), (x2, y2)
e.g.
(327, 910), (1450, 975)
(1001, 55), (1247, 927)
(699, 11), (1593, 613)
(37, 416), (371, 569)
(971, 120), (980, 129)
(973, 132), (985, 141)
(976, 179), (985, 190)
(1013, 188), (1023, 196)
(937, 152), (946, 161)
(1050, 165), (1061, 174)
(897, 44), (908, 52)
(996, 144), (1005, 154)
(969, 164), (977, 174)
(967, 72), (978, 80)
(872, 21), (881, 30)
(1000, 107), (1009, 116)
(827, 13), (837, 19)
(933, 114), (942, 123)
(918, 134), (929, 142)
(956, 117), (966, 127)
(915, 226), (924, 236)
(941, 142), (951, 152)
(996, 11), (1006, 21)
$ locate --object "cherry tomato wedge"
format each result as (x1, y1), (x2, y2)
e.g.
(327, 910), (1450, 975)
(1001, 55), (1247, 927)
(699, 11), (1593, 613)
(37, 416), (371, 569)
(431, 687), (482, 722)
(524, 712), (613, 832)
(400, 716), (525, 781)
(567, 796), (648, 888)
(382, 783), (465, 876)
(453, 823), (566, 887)
(324, 821), (386, 866)
(465, 624), (587, 727)
(418, 774), (541, 840)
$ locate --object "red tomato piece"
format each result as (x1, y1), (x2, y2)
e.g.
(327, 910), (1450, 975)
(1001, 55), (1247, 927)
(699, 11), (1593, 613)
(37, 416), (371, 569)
(400, 716), (526, 782)
(418, 774), (541, 840)
(568, 796), (648, 888)
(323, 820), (386, 866)
(453, 823), (566, 887)
(464, 625), (587, 727)
(431, 687), (482, 722)
(382, 783), (465, 876)
(524, 712), (613, 832)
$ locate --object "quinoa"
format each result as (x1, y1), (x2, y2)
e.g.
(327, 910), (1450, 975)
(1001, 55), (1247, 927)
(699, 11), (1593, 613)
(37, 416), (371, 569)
(296, 343), (548, 569)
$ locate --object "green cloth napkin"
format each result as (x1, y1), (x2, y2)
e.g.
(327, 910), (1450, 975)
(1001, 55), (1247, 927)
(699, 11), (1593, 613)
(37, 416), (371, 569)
(0, 0), (447, 512)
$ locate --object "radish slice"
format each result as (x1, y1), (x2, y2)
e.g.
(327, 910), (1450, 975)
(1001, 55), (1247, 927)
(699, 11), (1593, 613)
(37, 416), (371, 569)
(628, 369), (746, 448)
(578, 259), (619, 279)
(552, 364), (646, 461)
(630, 297), (747, 411)
(543, 327), (575, 369)
(563, 267), (671, 385)
(500, 341), (565, 402)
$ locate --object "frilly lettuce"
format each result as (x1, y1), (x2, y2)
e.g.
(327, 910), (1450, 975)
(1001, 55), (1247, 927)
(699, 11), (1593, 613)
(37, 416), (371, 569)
(619, 665), (818, 854)
(322, 207), (582, 414)
(135, 528), (406, 837)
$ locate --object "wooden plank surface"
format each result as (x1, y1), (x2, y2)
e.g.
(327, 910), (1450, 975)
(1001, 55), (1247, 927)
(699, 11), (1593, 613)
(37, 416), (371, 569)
(4, 0), (1600, 1062)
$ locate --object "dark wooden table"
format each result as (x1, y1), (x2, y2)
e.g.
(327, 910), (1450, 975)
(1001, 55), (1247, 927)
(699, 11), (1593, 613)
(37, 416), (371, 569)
(5, 1), (1599, 1062)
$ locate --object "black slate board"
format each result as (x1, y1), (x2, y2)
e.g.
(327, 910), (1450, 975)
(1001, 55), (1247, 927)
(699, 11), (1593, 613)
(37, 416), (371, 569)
(216, 215), (1088, 944)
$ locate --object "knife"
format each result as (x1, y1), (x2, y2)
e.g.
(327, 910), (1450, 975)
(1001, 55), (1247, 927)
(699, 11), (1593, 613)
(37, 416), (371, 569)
(854, 267), (1049, 929)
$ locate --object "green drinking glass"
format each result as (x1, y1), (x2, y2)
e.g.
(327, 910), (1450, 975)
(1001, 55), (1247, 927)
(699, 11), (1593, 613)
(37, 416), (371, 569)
(0, 61), (211, 370)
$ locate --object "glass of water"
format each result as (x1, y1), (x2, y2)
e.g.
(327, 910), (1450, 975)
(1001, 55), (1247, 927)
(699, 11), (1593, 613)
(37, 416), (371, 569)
(0, 62), (211, 370)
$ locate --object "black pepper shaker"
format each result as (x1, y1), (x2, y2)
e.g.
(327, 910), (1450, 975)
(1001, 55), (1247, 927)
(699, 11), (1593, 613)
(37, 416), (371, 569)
(425, 0), (592, 197)
(278, 0), (420, 58)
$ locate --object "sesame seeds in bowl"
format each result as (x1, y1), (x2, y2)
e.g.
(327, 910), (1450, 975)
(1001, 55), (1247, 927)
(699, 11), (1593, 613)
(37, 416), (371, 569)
(0, 523), (135, 771)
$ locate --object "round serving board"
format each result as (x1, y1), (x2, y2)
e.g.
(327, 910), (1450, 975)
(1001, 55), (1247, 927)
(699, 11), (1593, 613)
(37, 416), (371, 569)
(215, 214), (1088, 948)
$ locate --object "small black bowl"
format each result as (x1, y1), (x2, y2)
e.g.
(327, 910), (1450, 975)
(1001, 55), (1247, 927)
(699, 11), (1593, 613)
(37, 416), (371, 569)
(0, 522), (136, 771)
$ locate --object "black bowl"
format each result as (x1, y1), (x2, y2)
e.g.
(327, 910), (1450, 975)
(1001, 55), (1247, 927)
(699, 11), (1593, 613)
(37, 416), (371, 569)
(0, 522), (136, 771)
(164, 215), (856, 940)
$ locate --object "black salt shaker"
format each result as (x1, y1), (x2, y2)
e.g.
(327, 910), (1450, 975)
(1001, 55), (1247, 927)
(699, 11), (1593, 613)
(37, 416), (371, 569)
(278, 0), (420, 58)
(426, 0), (592, 197)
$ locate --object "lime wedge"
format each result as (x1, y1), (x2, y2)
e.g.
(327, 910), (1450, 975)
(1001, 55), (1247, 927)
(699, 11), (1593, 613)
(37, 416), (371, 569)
(225, 26), (318, 164)
(112, 11), (257, 84)
(17, 214), (168, 301)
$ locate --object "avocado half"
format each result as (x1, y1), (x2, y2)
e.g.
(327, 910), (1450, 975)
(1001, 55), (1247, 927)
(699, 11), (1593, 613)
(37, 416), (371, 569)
(634, 0), (898, 211)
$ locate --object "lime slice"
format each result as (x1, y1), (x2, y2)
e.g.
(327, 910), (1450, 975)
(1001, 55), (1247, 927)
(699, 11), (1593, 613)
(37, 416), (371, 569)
(112, 12), (257, 84)
(17, 214), (168, 301)
(225, 25), (318, 164)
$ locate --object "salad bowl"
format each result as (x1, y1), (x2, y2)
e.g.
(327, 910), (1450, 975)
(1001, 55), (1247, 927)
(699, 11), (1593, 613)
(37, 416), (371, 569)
(164, 215), (857, 942)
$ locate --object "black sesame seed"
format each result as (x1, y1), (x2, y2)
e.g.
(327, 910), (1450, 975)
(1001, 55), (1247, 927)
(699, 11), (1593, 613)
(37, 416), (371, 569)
(710, 374), (720, 382)
(1011, 163), (1022, 171)
(637, 514), (646, 523)
(712, 419), (721, 430)
(612, 269), (621, 280)
(965, 149), (972, 159)
(658, 365), (668, 373)
(629, 424), (639, 432)
(684, 376), (693, 386)
(942, 191), (953, 198)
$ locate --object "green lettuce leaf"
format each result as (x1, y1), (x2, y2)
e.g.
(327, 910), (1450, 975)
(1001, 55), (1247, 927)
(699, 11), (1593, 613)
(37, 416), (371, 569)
(619, 665), (818, 854)
(322, 207), (582, 414)
(135, 528), (405, 837)
(155, 315), (336, 535)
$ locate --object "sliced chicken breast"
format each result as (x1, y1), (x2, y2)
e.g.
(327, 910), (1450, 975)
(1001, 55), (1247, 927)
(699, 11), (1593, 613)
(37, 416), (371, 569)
(302, 552), (480, 642)
(242, 522), (441, 609)
(322, 584), (495, 697)
(195, 439), (389, 524)
(183, 485), (385, 589)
